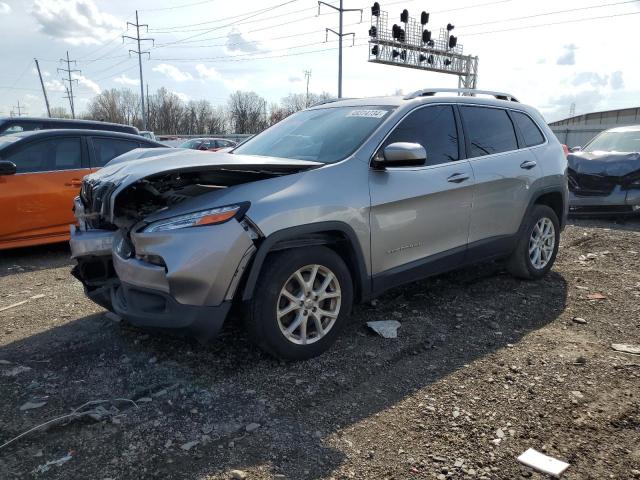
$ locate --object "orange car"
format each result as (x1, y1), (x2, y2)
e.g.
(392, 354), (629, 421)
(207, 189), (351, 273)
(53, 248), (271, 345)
(0, 129), (164, 250)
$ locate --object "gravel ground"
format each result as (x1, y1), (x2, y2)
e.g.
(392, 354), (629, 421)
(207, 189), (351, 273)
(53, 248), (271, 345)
(0, 219), (639, 480)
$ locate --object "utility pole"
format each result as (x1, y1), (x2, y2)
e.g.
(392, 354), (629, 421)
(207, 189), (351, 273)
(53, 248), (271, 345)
(318, 1), (362, 98)
(58, 51), (80, 118)
(34, 58), (51, 118)
(304, 69), (311, 107)
(146, 83), (150, 127)
(124, 11), (154, 130)
(11, 101), (26, 117)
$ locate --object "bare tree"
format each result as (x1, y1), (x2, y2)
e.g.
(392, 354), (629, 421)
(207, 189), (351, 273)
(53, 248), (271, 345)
(227, 91), (267, 134)
(49, 106), (71, 119)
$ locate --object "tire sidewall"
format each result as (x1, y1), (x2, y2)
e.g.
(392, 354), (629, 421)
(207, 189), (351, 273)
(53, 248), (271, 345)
(251, 247), (353, 360)
(523, 205), (560, 279)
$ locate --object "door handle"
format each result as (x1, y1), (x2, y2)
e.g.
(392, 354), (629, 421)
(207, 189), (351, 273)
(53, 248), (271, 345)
(447, 173), (470, 183)
(65, 179), (83, 187)
(520, 160), (537, 170)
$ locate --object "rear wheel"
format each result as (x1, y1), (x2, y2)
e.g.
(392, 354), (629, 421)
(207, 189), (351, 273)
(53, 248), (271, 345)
(245, 246), (353, 360)
(507, 204), (560, 279)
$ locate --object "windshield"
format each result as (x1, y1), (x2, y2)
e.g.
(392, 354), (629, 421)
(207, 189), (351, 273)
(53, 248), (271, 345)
(233, 106), (395, 163)
(584, 130), (640, 153)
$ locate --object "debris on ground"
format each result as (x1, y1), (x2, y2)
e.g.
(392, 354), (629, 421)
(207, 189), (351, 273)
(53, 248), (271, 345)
(19, 400), (47, 411)
(611, 343), (640, 355)
(2, 365), (32, 377)
(230, 470), (248, 480)
(366, 320), (401, 338)
(572, 317), (587, 324)
(0, 294), (45, 313)
(33, 452), (73, 473)
(518, 448), (570, 478)
(586, 292), (606, 300)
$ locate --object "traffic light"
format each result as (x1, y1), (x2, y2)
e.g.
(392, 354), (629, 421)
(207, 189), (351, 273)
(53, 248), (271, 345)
(447, 23), (455, 31)
(400, 9), (409, 23)
(371, 2), (380, 16)
(422, 29), (431, 43)
(369, 26), (377, 37)
(448, 35), (457, 48)
(371, 45), (379, 55)
(421, 11), (429, 25)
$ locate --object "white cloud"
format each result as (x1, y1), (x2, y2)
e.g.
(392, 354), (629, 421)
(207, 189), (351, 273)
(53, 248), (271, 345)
(572, 72), (608, 88)
(195, 64), (221, 81)
(44, 79), (66, 92)
(152, 63), (193, 82)
(73, 74), (101, 94)
(195, 63), (248, 91)
(288, 75), (302, 83)
(0, 2), (11, 14)
(32, 0), (121, 45)
(556, 44), (577, 66)
(32, 67), (51, 77)
(114, 74), (139, 86)
(610, 71), (624, 90)
(225, 29), (265, 53)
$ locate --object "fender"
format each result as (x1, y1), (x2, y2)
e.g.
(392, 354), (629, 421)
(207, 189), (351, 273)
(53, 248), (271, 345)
(517, 185), (568, 239)
(241, 221), (371, 302)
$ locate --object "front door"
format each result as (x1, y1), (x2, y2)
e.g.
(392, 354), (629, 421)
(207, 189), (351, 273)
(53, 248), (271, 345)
(369, 104), (474, 290)
(0, 136), (88, 248)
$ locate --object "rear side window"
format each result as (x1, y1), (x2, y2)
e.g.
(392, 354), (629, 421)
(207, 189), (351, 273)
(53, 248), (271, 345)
(460, 106), (517, 158)
(511, 111), (545, 147)
(92, 137), (141, 167)
(7, 137), (82, 173)
(0, 123), (44, 135)
(383, 105), (459, 165)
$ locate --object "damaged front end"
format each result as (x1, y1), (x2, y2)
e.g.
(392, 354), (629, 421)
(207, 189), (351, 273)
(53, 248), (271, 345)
(567, 151), (640, 215)
(70, 150), (320, 337)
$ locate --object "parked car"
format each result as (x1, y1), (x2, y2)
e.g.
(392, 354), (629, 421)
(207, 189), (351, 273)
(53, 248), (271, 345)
(179, 137), (237, 151)
(568, 125), (640, 216)
(0, 129), (165, 250)
(140, 131), (156, 141)
(70, 89), (567, 360)
(0, 117), (139, 136)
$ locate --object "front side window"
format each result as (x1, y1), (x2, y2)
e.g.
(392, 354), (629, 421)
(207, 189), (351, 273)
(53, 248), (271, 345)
(233, 106), (395, 163)
(382, 105), (459, 166)
(460, 106), (518, 158)
(8, 137), (82, 173)
(92, 137), (141, 167)
(511, 111), (544, 147)
(584, 130), (640, 153)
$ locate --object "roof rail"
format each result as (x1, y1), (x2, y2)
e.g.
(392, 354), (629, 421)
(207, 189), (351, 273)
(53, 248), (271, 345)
(310, 97), (353, 107)
(404, 88), (519, 103)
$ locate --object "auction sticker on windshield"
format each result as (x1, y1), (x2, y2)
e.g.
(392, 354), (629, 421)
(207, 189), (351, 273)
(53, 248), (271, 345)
(346, 109), (388, 118)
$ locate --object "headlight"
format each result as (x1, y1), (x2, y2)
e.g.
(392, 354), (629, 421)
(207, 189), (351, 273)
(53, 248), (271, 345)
(143, 205), (244, 233)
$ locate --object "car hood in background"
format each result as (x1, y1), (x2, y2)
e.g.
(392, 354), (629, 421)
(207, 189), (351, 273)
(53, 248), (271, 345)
(568, 151), (640, 179)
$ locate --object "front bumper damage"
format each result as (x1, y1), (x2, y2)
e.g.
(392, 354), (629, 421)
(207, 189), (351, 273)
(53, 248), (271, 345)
(71, 201), (257, 340)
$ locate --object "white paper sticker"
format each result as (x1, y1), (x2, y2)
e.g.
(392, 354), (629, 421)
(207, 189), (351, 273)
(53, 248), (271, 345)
(346, 109), (388, 119)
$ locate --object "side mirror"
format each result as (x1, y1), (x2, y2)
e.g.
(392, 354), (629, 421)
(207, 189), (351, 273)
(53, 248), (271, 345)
(570, 146), (582, 152)
(0, 160), (16, 176)
(375, 142), (426, 168)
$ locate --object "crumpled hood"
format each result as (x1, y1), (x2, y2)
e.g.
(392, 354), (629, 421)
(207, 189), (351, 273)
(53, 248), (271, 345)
(85, 148), (322, 190)
(568, 151), (640, 179)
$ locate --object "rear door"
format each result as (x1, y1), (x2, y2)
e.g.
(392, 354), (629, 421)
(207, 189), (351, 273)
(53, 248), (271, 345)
(88, 136), (143, 170)
(0, 136), (89, 247)
(459, 105), (543, 246)
(369, 104), (474, 288)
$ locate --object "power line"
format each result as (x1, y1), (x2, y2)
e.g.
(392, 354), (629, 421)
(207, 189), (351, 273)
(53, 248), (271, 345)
(123, 10), (154, 130)
(58, 51), (80, 118)
(140, 0), (217, 12)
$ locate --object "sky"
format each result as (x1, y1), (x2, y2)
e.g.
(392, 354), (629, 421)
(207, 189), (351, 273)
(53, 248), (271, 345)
(0, 0), (639, 123)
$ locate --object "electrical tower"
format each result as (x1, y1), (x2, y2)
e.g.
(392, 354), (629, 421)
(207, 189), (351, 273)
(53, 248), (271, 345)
(569, 103), (576, 116)
(318, 1), (363, 98)
(11, 101), (26, 117)
(58, 51), (81, 118)
(124, 10), (154, 130)
(368, 2), (478, 89)
(304, 70), (312, 106)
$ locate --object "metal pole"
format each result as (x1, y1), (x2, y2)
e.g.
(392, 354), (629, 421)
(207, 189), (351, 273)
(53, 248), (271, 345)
(135, 11), (147, 130)
(34, 59), (51, 118)
(66, 51), (76, 118)
(338, 0), (343, 98)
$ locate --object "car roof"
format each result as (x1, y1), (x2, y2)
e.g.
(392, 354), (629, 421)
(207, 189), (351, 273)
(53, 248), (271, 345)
(606, 125), (640, 133)
(0, 116), (134, 128)
(1, 129), (165, 146)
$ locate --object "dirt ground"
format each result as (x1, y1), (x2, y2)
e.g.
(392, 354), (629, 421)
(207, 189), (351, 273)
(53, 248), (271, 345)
(0, 219), (639, 480)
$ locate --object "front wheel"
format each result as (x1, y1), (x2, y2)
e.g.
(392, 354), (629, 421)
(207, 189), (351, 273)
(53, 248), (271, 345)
(507, 204), (560, 280)
(245, 246), (353, 360)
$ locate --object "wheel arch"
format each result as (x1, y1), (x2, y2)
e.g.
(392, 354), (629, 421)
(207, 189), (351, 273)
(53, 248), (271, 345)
(240, 221), (371, 303)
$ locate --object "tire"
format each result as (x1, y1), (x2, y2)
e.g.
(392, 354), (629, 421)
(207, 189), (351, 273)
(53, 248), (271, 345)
(245, 246), (354, 360)
(507, 204), (560, 280)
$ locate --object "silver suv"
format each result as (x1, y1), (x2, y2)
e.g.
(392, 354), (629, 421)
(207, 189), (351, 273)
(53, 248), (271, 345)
(71, 88), (568, 360)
